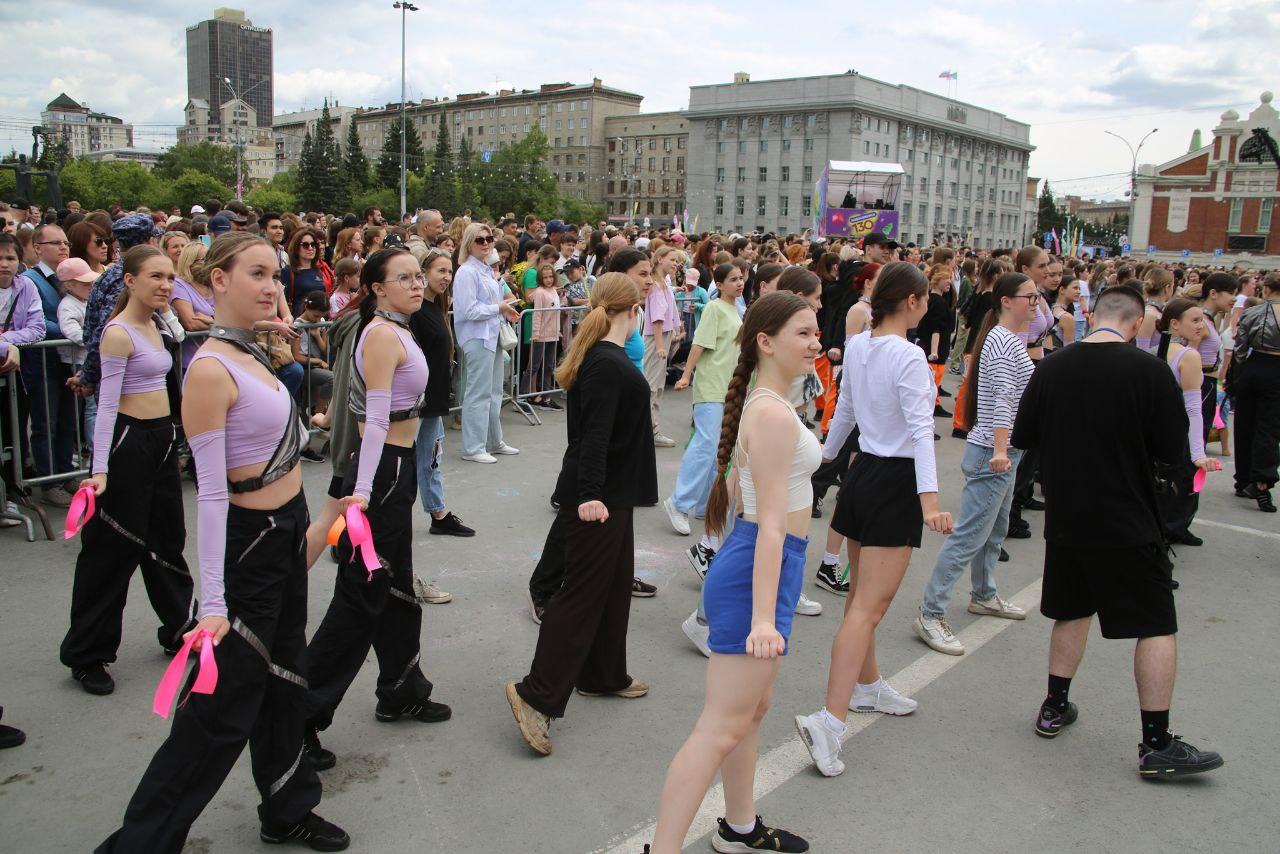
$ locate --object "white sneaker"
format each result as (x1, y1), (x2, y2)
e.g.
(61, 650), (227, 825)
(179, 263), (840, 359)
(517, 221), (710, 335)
(968, 595), (1027, 620)
(794, 593), (823, 616)
(653, 434), (676, 448)
(849, 679), (918, 716)
(664, 496), (691, 535)
(413, 577), (452, 604)
(794, 712), (845, 777)
(913, 614), (965, 655)
(461, 452), (498, 464)
(490, 443), (520, 455)
(682, 610), (711, 658)
(0, 502), (21, 528)
(687, 543), (715, 580)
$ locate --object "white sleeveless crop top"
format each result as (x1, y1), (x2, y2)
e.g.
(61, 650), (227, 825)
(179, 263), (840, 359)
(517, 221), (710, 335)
(736, 388), (822, 514)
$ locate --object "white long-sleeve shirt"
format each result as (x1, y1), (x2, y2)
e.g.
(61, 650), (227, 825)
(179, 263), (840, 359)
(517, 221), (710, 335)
(57, 294), (88, 365)
(452, 255), (502, 351)
(823, 330), (939, 493)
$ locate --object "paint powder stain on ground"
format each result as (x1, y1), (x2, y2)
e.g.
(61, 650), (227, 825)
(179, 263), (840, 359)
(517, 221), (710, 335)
(321, 751), (391, 795)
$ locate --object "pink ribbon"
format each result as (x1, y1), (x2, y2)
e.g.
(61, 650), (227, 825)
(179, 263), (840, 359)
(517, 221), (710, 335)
(1213, 406), (1225, 431)
(153, 629), (219, 719)
(63, 486), (96, 539)
(345, 505), (381, 580)
(1192, 460), (1223, 494)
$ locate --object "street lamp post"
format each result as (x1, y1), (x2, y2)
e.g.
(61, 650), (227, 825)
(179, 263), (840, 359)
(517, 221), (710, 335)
(1105, 127), (1157, 245)
(222, 76), (269, 201)
(393, 2), (419, 221)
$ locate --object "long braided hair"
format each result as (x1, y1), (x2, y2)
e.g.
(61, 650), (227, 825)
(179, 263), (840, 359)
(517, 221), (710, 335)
(704, 291), (814, 536)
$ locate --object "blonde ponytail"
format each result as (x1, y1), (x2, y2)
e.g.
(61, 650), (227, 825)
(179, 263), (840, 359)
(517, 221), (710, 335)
(555, 273), (639, 390)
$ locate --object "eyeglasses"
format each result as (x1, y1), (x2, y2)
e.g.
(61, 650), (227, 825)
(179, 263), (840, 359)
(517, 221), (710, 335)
(380, 273), (427, 289)
(37, 240), (70, 247)
(473, 235), (495, 245)
(1011, 293), (1040, 303)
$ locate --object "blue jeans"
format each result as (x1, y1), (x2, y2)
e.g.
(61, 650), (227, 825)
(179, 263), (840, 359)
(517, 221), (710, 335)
(671, 401), (723, 515)
(276, 360), (304, 397)
(921, 443), (1022, 617)
(415, 416), (446, 514)
(460, 338), (505, 456)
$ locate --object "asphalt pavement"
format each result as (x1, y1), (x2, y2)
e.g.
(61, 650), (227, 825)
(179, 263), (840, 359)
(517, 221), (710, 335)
(0, 376), (1275, 853)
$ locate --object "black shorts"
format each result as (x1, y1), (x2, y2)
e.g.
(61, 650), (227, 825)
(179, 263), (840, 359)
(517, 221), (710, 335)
(1040, 542), (1177, 639)
(831, 453), (923, 548)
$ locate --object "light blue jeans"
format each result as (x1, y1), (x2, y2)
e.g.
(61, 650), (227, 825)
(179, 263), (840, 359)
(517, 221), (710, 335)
(671, 401), (724, 515)
(921, 443), (1022, 617)
(460, 337), (506, 457)
(415, 416), (446, 514)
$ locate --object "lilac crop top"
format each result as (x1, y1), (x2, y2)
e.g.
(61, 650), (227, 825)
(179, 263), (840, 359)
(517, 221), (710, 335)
(186, 349), (299, 619)
(1019, 298), (1053, 351)
(1197, 318), (1221, 371)
(1168, 347), (1206, 463)
(352, 319), (429, 501)
(90, 319), (172, 475)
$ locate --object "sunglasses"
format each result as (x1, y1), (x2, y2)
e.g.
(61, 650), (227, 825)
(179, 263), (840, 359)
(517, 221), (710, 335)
(473, 235), (494, 245)
(93, 237), (108, 246)
(299, 241), (316, 249)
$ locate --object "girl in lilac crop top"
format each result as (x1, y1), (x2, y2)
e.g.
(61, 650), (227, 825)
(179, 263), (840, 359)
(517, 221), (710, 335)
(91, 317), (173, 475)
(350, 313), (429, 502)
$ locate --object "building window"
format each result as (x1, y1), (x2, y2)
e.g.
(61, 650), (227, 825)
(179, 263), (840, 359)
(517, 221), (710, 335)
(736, 196), (745, 215)
(989, 187), (996, 202)
(662, 156), (670, 171)
(676, 179), (684, 193)
(555, 120), (562, 130)
(1228, 197), (1244, 232)
(934, 206), (942, 224)
(802, 195), (812, 217)
(676, 156), (684, 171)
(806, 113), (816, 128)
(539, 104), (547, 116)
(759, 140), (768, 153)
(803, 165), (812, 182)
(780, 196), (790, 217)
(948, 207), (957, 226)
(903, 202), (912, 220)
(555, 102), (563, 113)
(717, 141), (726, 154)
(781, 165), (790, 182)
(950, 182), (958, 197)
(920, 177), (927, 193)
(716, 167), (725, 184)
(661, 201), (670, 215)
(804, 138), (814, 151)
(1260, 198), (1274, 233)
(647, 180), (655, 194)
(607, 181), (615, 194)
(757, 196), (767, 216)
(864, 141), (870, 154)
(647, 201), (655, 214)
(759, 167), (768, 182)
(738, 140), (747, 154)
(715, 195), (724, 215)
(737, 167), (745, 182)
(648, 157), (656, 170)
(918, 205), (926, 224)
(719, 119), (729, 132)
(783, 115), (794, 129)
(782, 139), (791, 152)
(608, 159), (615, 172)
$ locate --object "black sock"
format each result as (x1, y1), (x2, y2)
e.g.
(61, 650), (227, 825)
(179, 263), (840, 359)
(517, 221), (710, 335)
(1141, 709), (1172, 749)
(1045, 674), (1071, 711)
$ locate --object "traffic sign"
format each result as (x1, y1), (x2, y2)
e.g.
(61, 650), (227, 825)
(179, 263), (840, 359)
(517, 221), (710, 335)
(1213, 248), (1224, 257)
(1121, 242), (1132, 254)
(1180, 249), (1191, 258)
(1146, 245), (1156, 256)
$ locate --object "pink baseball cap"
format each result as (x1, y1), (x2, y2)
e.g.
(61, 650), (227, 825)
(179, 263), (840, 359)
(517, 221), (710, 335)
(56, 257), (98, 284)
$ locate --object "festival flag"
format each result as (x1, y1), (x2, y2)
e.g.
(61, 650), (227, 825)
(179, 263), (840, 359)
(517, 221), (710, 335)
(938, 70), (958, 80)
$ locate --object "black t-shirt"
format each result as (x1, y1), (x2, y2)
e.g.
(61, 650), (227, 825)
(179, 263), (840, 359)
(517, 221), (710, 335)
(1011, 341), (1186, 548)
(963, 291), (994, 354)
(553, 342), (658, 508)
(407, 301), (453, 417)
(915, 292), (954, 362)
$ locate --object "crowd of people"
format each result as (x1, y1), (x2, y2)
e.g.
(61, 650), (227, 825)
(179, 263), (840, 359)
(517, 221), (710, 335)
(1, 191), (1274, 851)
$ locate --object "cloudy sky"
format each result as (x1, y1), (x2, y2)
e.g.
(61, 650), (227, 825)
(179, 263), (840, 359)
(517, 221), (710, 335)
(1, 0), (1275, 200)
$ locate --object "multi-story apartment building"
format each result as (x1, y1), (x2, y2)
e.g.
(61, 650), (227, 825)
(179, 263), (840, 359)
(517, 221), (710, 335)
(272, 103), (358, 173)
(686, 71), (1033, 246)
(41, 94), (133, 158)
(602, 111), (688, 224)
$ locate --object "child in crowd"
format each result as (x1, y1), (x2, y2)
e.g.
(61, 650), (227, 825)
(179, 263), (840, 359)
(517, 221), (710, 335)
(328, 257), (361, 318)
(529, 263), (563, 411)
(55, 258), (98, 444)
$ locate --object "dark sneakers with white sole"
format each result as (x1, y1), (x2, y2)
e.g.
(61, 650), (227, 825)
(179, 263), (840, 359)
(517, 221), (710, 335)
(711, 816), (809, 853)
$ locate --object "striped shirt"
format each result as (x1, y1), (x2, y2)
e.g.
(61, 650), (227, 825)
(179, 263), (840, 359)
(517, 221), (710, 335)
(969, 325), (1035, 449)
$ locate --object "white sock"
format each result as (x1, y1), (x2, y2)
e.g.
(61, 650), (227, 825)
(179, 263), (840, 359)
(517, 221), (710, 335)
(700, 534), (719, 551)
(856, 677), (884, 691)
(817, 708), (847, 736)
(823, 552), (840, 565)
(726, 818), (757, 836)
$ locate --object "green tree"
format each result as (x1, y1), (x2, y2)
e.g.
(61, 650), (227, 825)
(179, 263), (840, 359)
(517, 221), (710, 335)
(375, 121), (402, 190)
(150, 168), (232, 213)
(351, 187), (398, 219)
(454, 136), (482, 217)
(245, 186), (296, 213)
(55, 159), (160, 211)
(154, 142), (237, 187)
(35, 130), (70, 172)
(423, 110), (454, 213)
(344, 118), (370, 192)
(481, 125), (558, 220)
(296, 129), (332, 213)
(403, 119), (424, 175)
(313, 102), (346, 213)
(1036, 180), (1060, 238)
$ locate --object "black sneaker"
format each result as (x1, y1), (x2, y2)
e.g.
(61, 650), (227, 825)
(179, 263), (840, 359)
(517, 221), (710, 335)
(631, 577), (657, 598)
(1171, 529), (1203, 547)
(72, 663), (114, 696)
(542, 399), (564, 412)
(998, 547), (1010, 563)
(933, 404), (952, 418)
(687, 543), (715, 580)
(810, 496), (823, 519)
(260, 811), (350, 851)
(300, 447), (324, 463)
(1021, 497), (1046, 511)
(951, 427), (969, 440)
(304, 725), (336, 771)
(375, 696), (452, 723)
(1138, 735), (1224, 779)
(0, 708), (24, 750)
(429, 512), (476, 537)
(939, 386), (952, 398)
(712, 816), (809, 853)
(1242, 484), (1277, 512)
(814, 560), (848, 596)
(1006, 522), (1032, 540)
(1034, 701), (1078, 738)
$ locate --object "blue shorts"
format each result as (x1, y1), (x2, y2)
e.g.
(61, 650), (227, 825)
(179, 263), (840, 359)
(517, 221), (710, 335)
(704, 517), (808, 655)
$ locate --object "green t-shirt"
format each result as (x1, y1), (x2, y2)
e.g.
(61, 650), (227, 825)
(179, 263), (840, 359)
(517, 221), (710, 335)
(520, 266), (539, 343)
(691, 297), (742, 404)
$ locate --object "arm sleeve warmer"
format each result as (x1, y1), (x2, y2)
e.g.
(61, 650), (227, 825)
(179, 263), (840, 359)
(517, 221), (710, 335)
(1184, 389), (1205, 462)
(354, 389), (392, 501)
(91, 354), (127, 475)
(189, 429), (229, 619)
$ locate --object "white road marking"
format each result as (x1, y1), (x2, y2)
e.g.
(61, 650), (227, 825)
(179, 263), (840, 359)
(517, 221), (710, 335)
(599, 578), (1043, 854)
(1195, 517), (1280, 542)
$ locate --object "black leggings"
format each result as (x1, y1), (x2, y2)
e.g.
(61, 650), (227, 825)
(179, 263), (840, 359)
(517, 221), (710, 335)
(61, 415), (194, 669)
(97, 492), (321, 853)
(306, 444), (433, 730)
(1233, 353), (1280, 490)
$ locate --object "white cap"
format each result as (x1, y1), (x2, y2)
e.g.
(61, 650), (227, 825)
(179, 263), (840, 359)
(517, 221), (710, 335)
(635, 236), (651, 249)
(190, 204), (206, 215)
(486, 249), (501, 265)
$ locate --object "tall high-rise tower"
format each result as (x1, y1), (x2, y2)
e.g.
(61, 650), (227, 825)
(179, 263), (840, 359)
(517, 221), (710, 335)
(185, 7), (273, 138)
